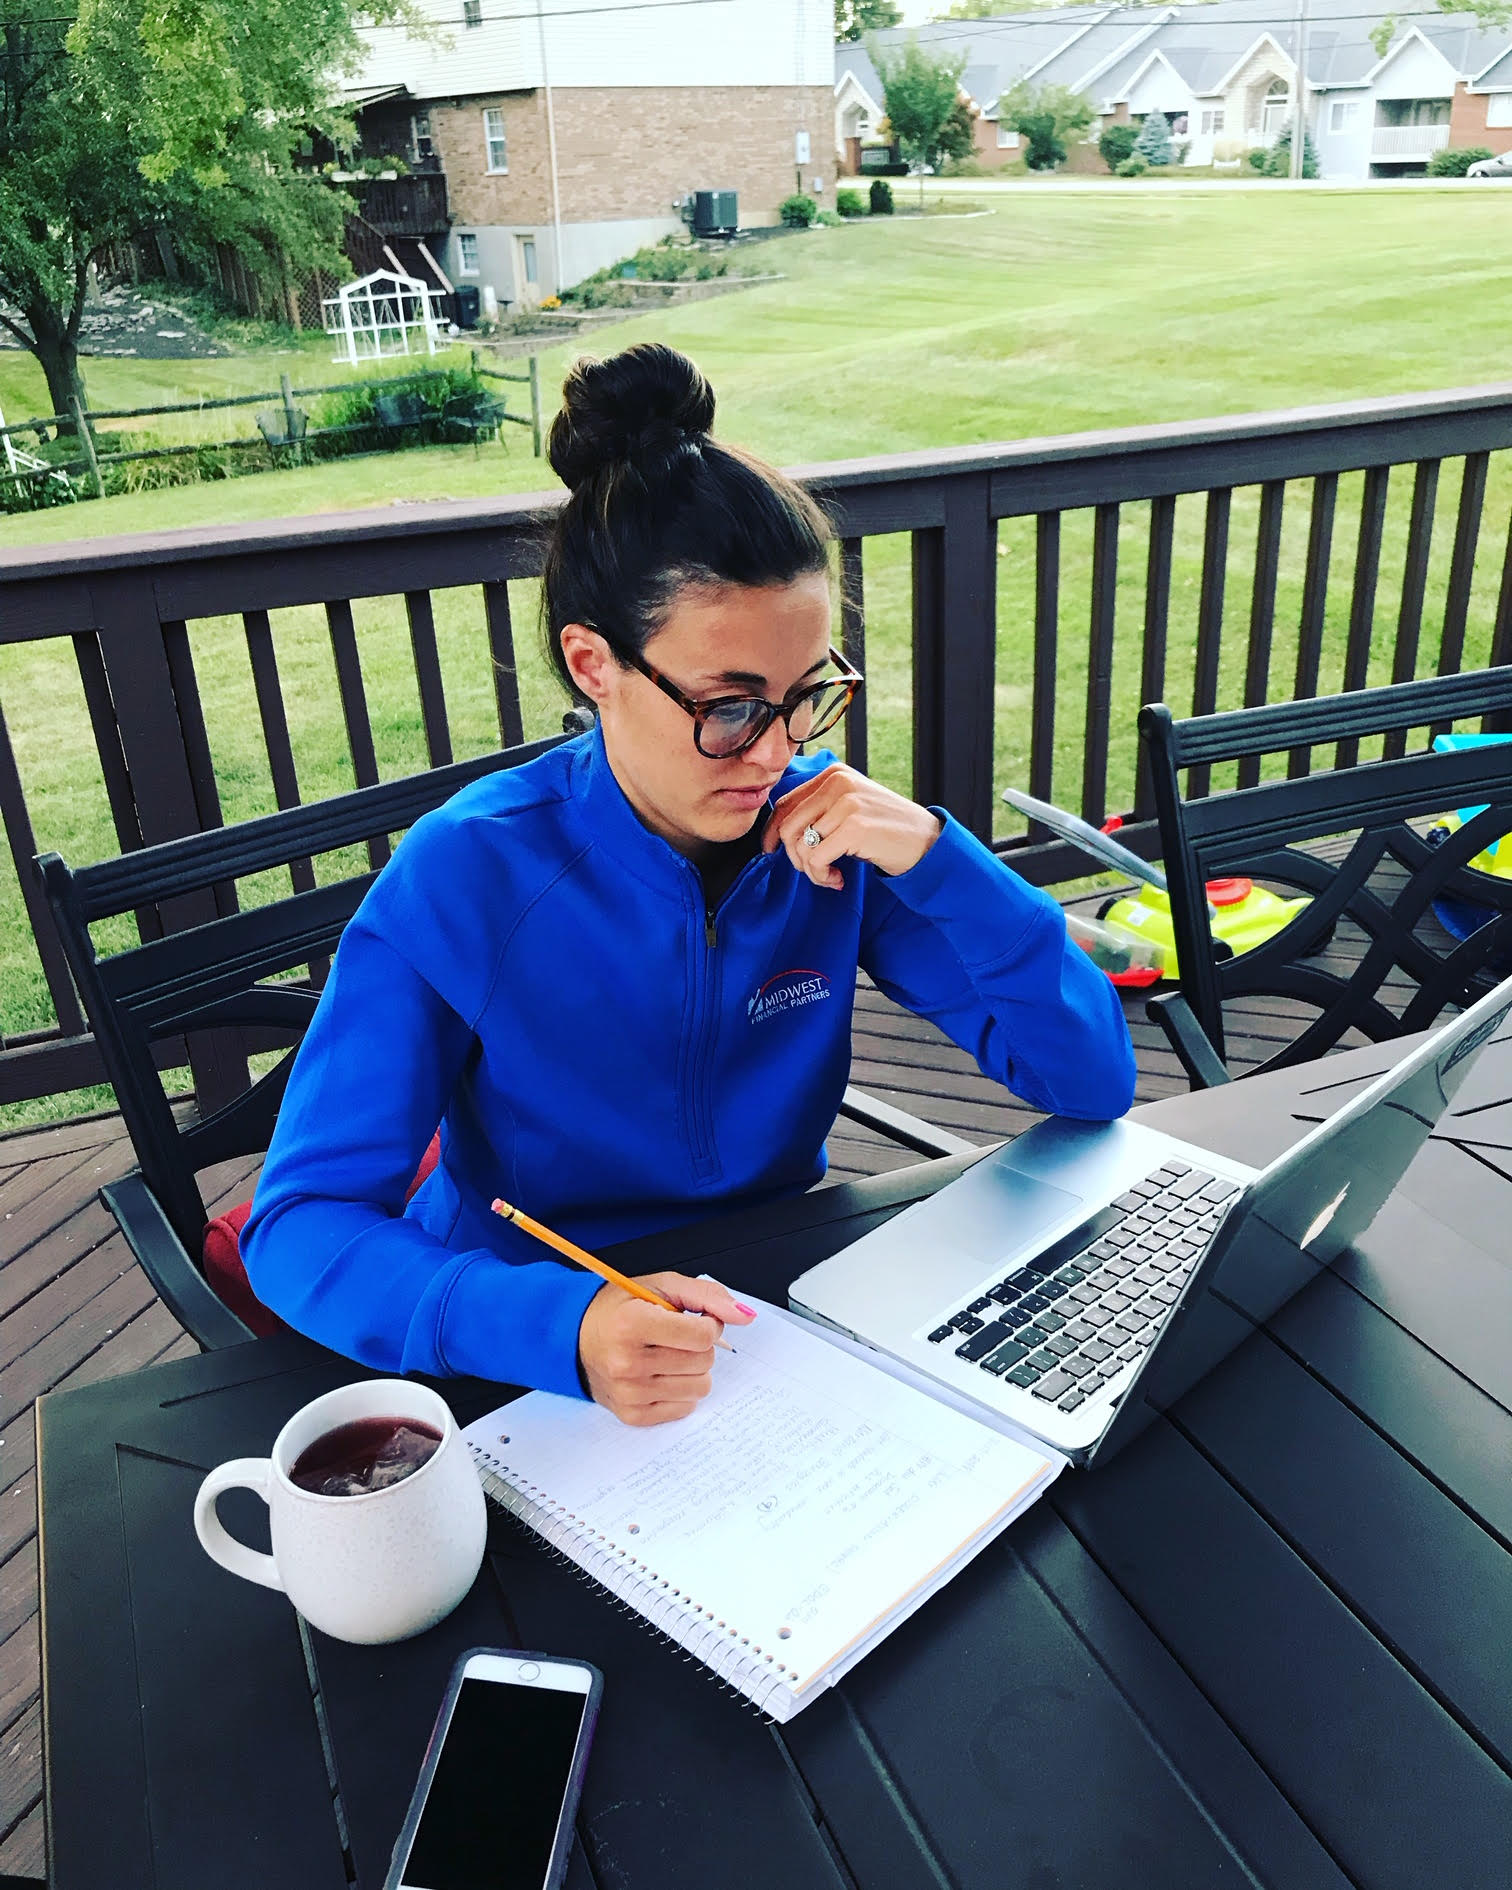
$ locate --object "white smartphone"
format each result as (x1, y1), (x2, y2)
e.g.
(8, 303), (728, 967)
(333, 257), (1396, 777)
(385, 1647), (603, 1890)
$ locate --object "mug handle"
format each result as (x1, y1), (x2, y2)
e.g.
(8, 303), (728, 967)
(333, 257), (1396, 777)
(193, 1459), (285, 1592)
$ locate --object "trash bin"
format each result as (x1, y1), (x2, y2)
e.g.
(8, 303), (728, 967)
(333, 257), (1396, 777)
(452, 285), (481, 329)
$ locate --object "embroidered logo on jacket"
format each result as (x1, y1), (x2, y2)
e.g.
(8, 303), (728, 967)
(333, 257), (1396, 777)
(748, 968), (832, 1024)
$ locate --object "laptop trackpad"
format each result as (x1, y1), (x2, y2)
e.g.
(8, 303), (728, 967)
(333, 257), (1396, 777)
(791, 1152), (1090, 1331)
(936, 1163), (1085, 1271)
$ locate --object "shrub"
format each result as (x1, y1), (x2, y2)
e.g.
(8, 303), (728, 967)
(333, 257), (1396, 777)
(1117, 155), (1149, 177)
(1246, 146), (1269, 172)
(869, 178), (894, 214)
(836, 188), (866, 217)
(779, 193), (818, 228)
(814, 207), (843, 226)
(1133, 111), (1173, 167)
(1099, 124), (1138, 172)
(1213, 137), (1246, 164)
(1426, 145), (1493, 177)
(1264, 126), (1319, 178)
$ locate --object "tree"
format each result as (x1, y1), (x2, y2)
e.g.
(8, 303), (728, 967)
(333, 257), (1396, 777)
(1133, 110), (1174, 167)
(835, 0), (900, 41)
(1264, 125), (1318, 178)
(870, 36), (968, 205)
(997, 79), (1095, 172)
(1099, 123), (1139, 173)
(0, 0), (406, 426)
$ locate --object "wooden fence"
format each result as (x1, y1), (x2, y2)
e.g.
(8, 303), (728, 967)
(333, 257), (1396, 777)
(3, 382), (1512, 1108)
(0, 356), (542, 509)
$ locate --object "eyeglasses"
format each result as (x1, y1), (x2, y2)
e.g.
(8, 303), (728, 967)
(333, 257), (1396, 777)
(602, 637), (864, 760)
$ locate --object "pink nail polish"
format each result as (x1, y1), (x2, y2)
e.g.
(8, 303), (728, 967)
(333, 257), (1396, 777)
(735, 1301), (757, 1318)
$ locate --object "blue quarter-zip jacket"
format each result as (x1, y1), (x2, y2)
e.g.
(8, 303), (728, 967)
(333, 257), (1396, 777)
(242, 726), (1135, 1397)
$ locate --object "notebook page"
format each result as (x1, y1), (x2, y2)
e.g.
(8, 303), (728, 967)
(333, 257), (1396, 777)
(464, 1296), (1058, 1703)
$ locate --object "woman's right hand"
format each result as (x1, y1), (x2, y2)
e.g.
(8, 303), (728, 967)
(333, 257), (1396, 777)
(576, 1271), (755, 1425)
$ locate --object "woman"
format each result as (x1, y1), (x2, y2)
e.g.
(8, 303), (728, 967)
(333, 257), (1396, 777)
(243, 343), (1135, 1426)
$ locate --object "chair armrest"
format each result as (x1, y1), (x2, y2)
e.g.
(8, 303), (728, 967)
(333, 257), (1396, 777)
(838, 1085), (974, 1159)
(100, 1173), (257, 1351)
(1145, 991), (1232, 1091)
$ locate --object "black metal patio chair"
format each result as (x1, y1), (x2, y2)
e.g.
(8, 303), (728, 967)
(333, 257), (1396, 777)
(37, 730), (968, 1351)
(1139, 666), (1512, 1089)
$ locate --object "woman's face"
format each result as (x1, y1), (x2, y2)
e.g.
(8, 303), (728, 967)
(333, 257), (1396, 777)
(560, 573), (833, 859)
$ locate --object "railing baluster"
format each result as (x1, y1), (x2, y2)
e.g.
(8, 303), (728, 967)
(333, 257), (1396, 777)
(910, 474), (995, 840)
(325, 599), (390, 870)
(1485, 509), (1512, 735)
(1237, 481), (1285, 790)
(1133, 494), (1175, 818)
(1334, 464), (1390, 769)
(0, 699), (86, 1039)
(1383, 459), (1439, 760)
(1436, 450), (1488, 689)
(405, 589), (453, 768)
(1027, 511), (1060, 836)
(1188, 487), (1231, 798)
(1288, 472), (1338, 778)
(1081, 503), (1119, 826)
(90, 570), (246, 1110)
(483, 580), (525, 749)
(839, 537), (867, 774)
(244, 611), (317, 891)
(162, 621), (236, 918)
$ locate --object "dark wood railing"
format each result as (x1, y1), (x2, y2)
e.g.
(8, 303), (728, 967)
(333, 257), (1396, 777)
(347, 172), (450, 238)
(4, 382), (1512, 1109)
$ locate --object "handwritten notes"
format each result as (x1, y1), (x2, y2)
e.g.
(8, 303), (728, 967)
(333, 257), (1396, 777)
(465, 1301), (1058, 1709)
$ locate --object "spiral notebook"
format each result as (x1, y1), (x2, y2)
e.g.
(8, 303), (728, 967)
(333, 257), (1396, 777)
(462, 1297), (1062, 1720)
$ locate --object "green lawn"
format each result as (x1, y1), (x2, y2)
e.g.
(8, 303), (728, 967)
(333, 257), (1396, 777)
(4, 188), (1512, 1126)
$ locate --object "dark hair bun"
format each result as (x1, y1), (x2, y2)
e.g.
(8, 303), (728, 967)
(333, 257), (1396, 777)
(549, 343), (715, 491)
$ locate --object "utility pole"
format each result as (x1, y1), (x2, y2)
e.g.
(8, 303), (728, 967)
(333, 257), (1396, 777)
(536, 0), (565, 300)
(1290, 0), (1311, 180)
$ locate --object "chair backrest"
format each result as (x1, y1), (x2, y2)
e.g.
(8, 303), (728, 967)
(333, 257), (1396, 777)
(38, 734), (563, 1260)
(1139, 667), (1512, 1072)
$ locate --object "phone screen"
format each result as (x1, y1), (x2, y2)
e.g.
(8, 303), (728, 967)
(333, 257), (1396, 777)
(401, 1676), (587, 1890)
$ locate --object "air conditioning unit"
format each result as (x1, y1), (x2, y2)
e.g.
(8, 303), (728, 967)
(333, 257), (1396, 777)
(691, 189), (738, 238)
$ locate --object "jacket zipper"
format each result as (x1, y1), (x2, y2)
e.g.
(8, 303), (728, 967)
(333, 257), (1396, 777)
(685, 853), (767, 1176)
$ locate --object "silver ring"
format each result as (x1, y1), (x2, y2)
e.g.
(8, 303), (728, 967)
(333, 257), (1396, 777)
(802, 823), (823, 849)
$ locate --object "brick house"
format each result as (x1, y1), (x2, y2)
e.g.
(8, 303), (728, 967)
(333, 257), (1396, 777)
(347, 0), (831, 309)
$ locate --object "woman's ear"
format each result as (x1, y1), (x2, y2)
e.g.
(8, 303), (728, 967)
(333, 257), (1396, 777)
(558, 623), (618, 706)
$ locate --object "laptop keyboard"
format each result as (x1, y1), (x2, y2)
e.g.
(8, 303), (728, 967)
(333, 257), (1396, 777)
(924, 1159), (1241, 1418)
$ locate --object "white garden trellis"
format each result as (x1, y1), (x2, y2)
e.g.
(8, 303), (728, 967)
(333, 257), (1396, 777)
(322, 269), (448, 367)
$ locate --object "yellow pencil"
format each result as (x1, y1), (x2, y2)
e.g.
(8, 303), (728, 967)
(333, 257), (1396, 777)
(490, 1197), (734, 1349)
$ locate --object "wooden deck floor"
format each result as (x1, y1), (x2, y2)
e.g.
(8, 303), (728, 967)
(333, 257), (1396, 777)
(0, 888), (1392, 1879)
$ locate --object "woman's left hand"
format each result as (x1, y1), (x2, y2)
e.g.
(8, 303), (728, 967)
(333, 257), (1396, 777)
(762, 763), (943, 890)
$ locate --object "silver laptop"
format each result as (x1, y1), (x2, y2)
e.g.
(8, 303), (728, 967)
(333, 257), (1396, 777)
(791, 975), (1512, 1467)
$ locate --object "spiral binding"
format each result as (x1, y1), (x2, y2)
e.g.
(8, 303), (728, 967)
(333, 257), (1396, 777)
(470, 1443), (794, 1721)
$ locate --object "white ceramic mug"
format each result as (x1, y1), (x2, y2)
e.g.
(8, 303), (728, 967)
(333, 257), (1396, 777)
(193, 1378), (487, 1644)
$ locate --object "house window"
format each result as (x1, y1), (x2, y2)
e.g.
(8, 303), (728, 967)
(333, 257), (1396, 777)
(411, 113), (434, 164)
(996, 122), (1019, 148)
(1261, 79), (1291, 140)
(1200, 108), (1224, 135)
(484, 107), (508, 173)
(1488, 92), (1512, 128)
(463, 0), (482, 24)
(1329, 100), (1359, 133)
(457, 233), (479, 276)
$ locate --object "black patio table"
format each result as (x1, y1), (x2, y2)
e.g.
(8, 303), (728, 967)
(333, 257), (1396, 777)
(35, 1037), (1512, 1890)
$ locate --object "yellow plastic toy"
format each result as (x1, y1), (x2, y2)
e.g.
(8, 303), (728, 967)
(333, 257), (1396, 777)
(1002, 788), (1310, 987)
